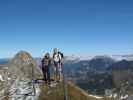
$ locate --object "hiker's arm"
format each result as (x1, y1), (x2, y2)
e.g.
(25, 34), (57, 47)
(41, 59), (44, 65)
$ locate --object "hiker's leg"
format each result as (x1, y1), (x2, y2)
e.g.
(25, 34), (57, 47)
(44, 68), (47, 82)
(59, 68), (62, 81)
(54, 66), (56, 81)
(56, 64), (58, 82)
(56, 66), (58, 82)
(59, 64), (63, 81)
(47, 67), (50, 84)
(61, 63), (64, 80)
(58, 64), (61, 81)
(42, 67), (45, 80)
(54, 62), (58, 82)
(57, 63), (60, 82)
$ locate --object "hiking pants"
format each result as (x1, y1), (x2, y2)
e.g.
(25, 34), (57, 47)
(58, 63), (63, 81)
(54, 62), (60, 81)
(42, 66), (50, 83)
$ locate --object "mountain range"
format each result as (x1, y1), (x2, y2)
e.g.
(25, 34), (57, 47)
(1, 54), (133, 75)
(1, 51), (113, 100)
(1, 52), (133, 99)
(65, 54), (133, 61)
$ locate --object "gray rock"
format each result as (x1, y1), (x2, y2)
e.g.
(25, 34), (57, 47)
(0, 51), (42, 100)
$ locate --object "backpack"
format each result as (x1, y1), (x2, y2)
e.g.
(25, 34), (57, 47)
(53, 52), (63, 63)
(59, 52), (64, 59)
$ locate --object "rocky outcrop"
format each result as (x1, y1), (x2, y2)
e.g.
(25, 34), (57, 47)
(0, 51), (42, 100)
(9, 51), (42, 79)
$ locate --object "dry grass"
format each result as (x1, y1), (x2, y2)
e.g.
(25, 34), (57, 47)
(39, 83), (65, 100)
(38, 82), (112, 100)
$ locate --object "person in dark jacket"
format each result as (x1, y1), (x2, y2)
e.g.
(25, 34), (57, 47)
(42, 53), (51, 84)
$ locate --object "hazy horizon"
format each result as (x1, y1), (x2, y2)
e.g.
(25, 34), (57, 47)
(0, 50), (133, 59)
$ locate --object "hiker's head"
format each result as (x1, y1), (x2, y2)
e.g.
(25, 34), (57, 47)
(45, 53), (50, 58)
(53, 48), (58, 53)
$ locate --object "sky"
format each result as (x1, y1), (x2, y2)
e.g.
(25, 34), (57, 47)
(0, 0), (133, 58)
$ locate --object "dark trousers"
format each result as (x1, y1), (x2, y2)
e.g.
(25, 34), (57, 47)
(42, 66), (50, 83)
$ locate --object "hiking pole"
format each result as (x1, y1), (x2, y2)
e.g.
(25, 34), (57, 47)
(62, 64), (68, 100)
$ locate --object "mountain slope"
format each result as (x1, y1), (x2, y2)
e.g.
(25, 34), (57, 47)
(39, 82), (109, 100)
(89, 56), (115, 71)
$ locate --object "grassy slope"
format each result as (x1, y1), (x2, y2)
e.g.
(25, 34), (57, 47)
(38, 82), (111, 100)
(68, 83), (102, 100)
(39, 83), (65, 100)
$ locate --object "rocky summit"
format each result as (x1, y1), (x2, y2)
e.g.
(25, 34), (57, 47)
(0, 51), (42, 100)
(9, 50), (42, 80)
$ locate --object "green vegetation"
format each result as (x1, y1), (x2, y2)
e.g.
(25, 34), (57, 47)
(38, 82), (110, 100)
(68, 83), (103, 100)
(39, 83), (65, 100)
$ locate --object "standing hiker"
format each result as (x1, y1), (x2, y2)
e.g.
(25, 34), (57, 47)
(58, 51), (64, 82)
(53, 48), (64, 82)
(42, 53), (51, 85)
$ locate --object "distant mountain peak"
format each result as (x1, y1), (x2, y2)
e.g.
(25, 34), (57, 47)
(93, 55), (112, 59)
(111, 54), (133, 61)
(65, 54), (133, 62)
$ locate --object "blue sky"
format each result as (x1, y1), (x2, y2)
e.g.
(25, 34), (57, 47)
(0, 0), (133, 58)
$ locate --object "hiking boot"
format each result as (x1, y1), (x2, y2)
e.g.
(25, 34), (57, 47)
(56, 80), (60, 83)
(44, 81), (48, 84)
(48, 82), (51, 86)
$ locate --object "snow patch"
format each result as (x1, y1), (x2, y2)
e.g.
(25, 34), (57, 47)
(88, 94), (103, 99)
